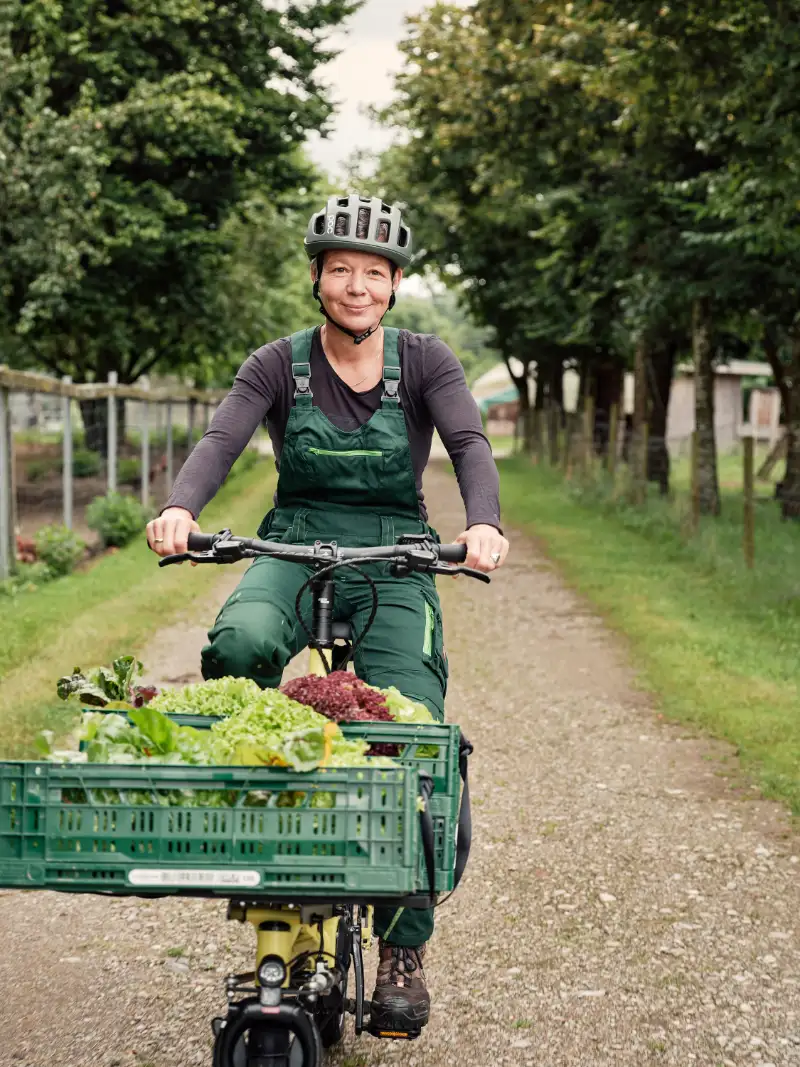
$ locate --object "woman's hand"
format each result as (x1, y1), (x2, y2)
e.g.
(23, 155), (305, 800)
(454, 524), (510, 573)
(146, 507), (200, 557)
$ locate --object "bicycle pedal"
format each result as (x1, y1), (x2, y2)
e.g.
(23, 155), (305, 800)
(367, 1024), (420, 1041)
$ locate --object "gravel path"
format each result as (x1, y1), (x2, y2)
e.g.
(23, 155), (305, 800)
(1, 464), (798, 1067)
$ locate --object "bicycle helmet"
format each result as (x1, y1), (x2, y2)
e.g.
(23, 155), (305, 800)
(305, 194), (413, 269)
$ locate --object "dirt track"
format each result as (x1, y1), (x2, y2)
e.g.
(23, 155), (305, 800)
(1, 464), (798, 1067)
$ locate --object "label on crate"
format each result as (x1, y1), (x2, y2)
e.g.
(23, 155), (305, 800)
(128, 868), (261, 889)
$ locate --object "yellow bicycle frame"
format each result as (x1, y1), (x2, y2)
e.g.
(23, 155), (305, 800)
(231, 638), (373, 981)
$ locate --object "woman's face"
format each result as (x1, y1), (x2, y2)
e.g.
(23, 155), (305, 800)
(313, 250), (402, 334)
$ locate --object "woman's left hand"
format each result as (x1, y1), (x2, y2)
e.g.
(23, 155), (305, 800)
(454, 524), (510, 573)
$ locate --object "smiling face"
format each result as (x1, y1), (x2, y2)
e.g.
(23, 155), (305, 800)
(312, 250), (402, 334)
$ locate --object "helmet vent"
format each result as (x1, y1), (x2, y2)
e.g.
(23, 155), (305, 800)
(356, 206), (371, 239)
(334, 213), (349, 236)
(398, 226), (410, 248)
(376, 220), (390, 243)
(381, 202), (391, 214)
(313, 214), (325, 235)
(337, 197), (349, 207)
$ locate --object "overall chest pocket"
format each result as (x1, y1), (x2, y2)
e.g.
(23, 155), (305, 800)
(298, 445), (388, 500)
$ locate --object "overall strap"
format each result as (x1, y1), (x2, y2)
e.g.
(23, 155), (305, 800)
(381, 327), (402, 408)
(289, 328), (316, 407)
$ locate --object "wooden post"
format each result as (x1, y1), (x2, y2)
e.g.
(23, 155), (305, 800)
(548, 403), (560, 466)
(203, 402), (210, 435)
(607, 403), (619, 476)
(633, 422), (648, 505)
(690, 430), (700, 532)
(166, 400), (174, 492)
(62, 376), (73, 529)
(743, 435), (755, 569)
(583, 395), (595, 476)
(187, 397), (196, 449)
(107, 371), (118, 493)
(0, 387), (11, 579)
(562, 414), (572, 478)
(141, 388), (150, 511)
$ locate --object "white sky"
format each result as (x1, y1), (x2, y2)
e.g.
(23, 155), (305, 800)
(305, 0), (462, 181)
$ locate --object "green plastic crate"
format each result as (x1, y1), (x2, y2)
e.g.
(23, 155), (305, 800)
(0, 761), (425, 899)
(77, 716), (463, 894)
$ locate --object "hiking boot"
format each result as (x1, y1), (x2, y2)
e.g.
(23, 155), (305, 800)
(369, 941), (430, 1036)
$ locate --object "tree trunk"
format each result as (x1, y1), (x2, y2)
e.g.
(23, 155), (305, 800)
(505, 354), (532, 452)
(646, 340), (676, 495)
(780, 329), (800, 520)
(692, 297), (721, 516)
(549, 357), (564, 416)
(594, 360), (623, 458)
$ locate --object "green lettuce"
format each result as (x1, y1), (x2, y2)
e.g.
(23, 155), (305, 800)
(149, 676), (264, 717)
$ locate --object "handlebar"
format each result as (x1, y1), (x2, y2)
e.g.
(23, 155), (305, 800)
(187, 532), (218, 552)
(163, 530), (487, 582)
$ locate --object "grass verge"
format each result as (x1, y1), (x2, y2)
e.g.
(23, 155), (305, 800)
(499, 456), (800, 814)
(0, 457), (273, 756)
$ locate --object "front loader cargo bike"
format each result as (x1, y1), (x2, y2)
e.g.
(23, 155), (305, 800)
(0, 531), (482, 1066)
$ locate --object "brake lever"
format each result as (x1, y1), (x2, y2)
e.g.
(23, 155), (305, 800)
(434, 563), (491, 584)
(158, 551), (220, 567)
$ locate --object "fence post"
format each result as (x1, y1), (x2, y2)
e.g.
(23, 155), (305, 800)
(62, 376), (73, 529)
(633, 422), (648, 506)
(563, 414), (573, 479)
(607, 403), (619, 476)
(583, 396), (595, 476)
(166, 400), (174, 492)
(141, 386), (150, 511)
(107, 371), (118, 493)
(547, 403), (559, 466)
(0, 387), (11, 579)
(743, 435), (755, 569)
(203, 402), (210, 435)
(690, 430), (700, 533)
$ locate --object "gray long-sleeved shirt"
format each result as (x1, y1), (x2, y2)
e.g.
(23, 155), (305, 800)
(166, 329), (501, 529)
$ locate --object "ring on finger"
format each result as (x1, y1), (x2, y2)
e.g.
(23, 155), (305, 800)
(153, 537), (164, 543)
(490, 551), (501, 564)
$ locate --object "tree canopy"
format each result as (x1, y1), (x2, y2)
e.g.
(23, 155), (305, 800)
(0, 0), (357, 386)
(373, 0), (800, 516)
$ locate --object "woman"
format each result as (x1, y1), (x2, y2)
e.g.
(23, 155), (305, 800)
(146, 194), (509, 1034)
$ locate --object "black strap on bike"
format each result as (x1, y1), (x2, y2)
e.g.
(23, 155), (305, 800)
(418, 734), (473, 905)
(418, 774), (437, 905)
(453, 731), (473, 890)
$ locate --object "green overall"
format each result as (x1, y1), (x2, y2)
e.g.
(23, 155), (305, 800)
(201, 326), (448, 946)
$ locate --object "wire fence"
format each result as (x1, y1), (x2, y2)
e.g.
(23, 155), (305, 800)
(0, 368), (228, 580)
(508, 403), (798, 572)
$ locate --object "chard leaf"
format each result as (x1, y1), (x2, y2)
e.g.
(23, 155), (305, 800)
(128, 707), (176, 754)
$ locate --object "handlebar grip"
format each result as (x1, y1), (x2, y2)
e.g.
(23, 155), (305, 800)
(187, 532), (217, 551)
(438, 543), (468, 563)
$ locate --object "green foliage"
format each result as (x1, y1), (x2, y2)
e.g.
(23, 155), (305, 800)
(87, 491), (150, 548)
(1, 0), (357, 384)
(25, 457), (59, 483)
(72, 449), (102, 478)
(33, 524), (86, 577)
(0, 562), (54, 598)
(117, 457), (142, 486)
